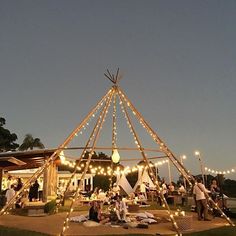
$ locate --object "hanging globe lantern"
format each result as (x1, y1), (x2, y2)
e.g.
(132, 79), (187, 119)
(112, 149), (120, 163)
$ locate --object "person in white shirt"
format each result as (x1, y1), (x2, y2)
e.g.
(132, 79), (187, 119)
(161, 179), (168, 198)
(5, 184), (15, 204)
(178, 184), (187, 206)
(193, 178), (211, 221)
(140, 182), (147, 199)
(112, 183), (120, 197)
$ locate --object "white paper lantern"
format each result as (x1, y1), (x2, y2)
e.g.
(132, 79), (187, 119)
(112, 149), (120, 163)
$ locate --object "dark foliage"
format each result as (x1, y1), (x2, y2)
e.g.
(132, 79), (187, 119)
(0, 117), (19, 152)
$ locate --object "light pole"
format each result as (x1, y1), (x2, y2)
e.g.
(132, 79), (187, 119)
(194, 151), (206, 186)
(180, 155), (187, 189)
(167, 160), (172, 184)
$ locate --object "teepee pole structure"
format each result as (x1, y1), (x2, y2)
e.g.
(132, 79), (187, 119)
(0, 89), (112, 216)
(60, 88), (114, 235)
(117, 88), (181, 235)
(118, 87), (193, 185)
(117, 87), (235, 227)
(56, 92), (113, 211)
(110, 93), (117, 189)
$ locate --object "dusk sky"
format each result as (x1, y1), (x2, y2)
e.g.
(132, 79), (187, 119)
(1, 1), (236, 180)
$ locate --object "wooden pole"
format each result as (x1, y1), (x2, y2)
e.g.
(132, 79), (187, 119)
(60, 88), (114, 235)
(118, 87), (192, 185)
(56, 90), (112, 210)
(117, 88), (181, 235)
(167, 160), (172, 184)
(0, 169), (3, 192)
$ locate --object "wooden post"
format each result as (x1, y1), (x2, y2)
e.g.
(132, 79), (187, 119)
(0, 169), (3, 192)
(43, 161), (49, 203)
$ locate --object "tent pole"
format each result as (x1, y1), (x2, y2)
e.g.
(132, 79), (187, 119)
(117, 88), (181, 235)
(60, 88), (114, 235)
(56, 92), (112, 211)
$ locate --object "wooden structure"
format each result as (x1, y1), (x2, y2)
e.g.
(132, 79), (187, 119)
(0, 149), (57, 201)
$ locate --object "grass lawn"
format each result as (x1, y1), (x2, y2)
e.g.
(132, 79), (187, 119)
(0, 225), (235, 236)
(0, 226), (51, 236)
(184, 226), (236, 236)
(58, 199), (192, 213)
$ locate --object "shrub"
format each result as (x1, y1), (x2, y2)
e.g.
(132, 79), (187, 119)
(44, 199), (56, 214)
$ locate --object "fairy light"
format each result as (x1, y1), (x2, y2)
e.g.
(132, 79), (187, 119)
(205, 166), (236, 175)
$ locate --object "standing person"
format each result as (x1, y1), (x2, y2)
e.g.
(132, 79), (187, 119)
(14, 178), (23, 208)
(29, 180), (40, 202)
(193, 178), (211, 221)
(140, 182), (147, 199)
(178, 184), (187, 206)
(161, 179), (168, 199)
(38, 179), (43, 201)
(29, 183), (34, 202)
(6, 176), (13, 190)
(32, 180), (40, 201)
(5, 185), (15, 204)
(14, 178), (23, 191)
(168, 182), (175, 195)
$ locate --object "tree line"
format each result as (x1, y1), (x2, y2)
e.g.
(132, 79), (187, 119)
(0, 117), (44, 152)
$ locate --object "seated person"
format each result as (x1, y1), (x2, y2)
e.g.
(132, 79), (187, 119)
(89, 201), (109, 224)
(112, 183), (120, 197)
(115, 195), (127, 223)
(210, 179), (220, 202)
(97, 189), (106, 201)
(90, 187), (99, 200)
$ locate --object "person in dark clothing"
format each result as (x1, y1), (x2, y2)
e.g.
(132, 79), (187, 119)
(29, 180), (39, 202)
(14, 178), (23, 208)
(89, 201), (109, 224)
(89, 201), (99, 222)
(14, 178), (23, 192)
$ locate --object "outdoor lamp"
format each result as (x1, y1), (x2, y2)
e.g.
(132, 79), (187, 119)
(112, 149), (120, 163)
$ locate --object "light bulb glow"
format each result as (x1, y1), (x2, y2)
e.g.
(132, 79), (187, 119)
(112, 149), (120, 163)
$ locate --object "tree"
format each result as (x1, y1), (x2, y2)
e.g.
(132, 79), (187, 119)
(0, 117), (19, 152)
(19, 134), (45, 151)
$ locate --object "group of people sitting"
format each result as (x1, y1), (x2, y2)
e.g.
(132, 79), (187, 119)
(89, 195), (128, 224)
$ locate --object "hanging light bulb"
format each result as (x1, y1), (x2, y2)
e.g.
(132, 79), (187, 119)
(112, 149), (120, 163)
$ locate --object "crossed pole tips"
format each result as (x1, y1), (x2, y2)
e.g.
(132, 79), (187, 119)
(104, 68), (122, 85)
